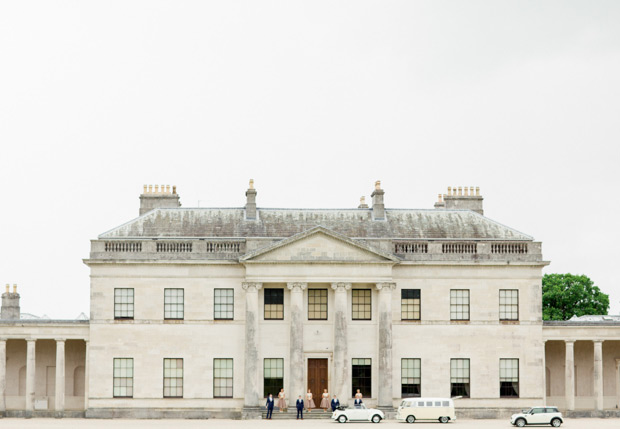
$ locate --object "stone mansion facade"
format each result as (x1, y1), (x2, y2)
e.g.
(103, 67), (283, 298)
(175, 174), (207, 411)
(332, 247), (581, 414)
(1, 182), (620, 418)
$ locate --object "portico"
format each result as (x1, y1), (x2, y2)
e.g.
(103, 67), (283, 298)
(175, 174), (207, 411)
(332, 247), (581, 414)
(0, 322), (88, 416)
(544, 321), (620, 412)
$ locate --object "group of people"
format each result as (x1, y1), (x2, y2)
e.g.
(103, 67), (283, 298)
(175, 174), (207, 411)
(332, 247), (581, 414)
(265, 388), (364, 420)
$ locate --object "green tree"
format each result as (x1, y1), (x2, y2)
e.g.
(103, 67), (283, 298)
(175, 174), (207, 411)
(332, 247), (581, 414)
(542, 273), (609, 321)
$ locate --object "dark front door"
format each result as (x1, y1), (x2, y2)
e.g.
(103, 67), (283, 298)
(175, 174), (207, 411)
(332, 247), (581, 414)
(307, 358), (328, 399)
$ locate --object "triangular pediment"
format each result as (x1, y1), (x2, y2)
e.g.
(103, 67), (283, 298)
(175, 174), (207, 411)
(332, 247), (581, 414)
(240, 226), (399, 263)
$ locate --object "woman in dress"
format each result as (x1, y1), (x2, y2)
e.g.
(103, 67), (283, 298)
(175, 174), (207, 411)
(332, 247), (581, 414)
(306, 389), (316, 412)
(277, 388), (286, 412)
(320, 388), (330, 412)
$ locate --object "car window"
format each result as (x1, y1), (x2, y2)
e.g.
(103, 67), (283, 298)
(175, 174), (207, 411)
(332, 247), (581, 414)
(435, 401), (441, 407)
(532, 408), (544, 414)
(442, 401), (450, 407)
(417, 402), (424, 407)
(549, 408), (559, 413)
(426, 401), (433, 407)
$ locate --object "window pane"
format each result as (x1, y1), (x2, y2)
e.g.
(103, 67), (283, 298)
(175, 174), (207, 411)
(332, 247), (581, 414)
(114, 288), (135, 319)
(499, 290), (519, 320)
(352, 358), (372, 397)
(450, 359), (470, 398)
(308, 289), (328, 320)
(401, 289), (421, 320)
(401, 358), (421, 397)
(163, 358), (183, 398)
(214, 358), (233, 398)
(450, 290), (469, 320)
(352, 290), (371, 320)
(113, 358), (134, 398)
(264, 289), (284, 320)
(263, 358), (284, 397)
(214, 288), (234, 320)
(164, 289), (184, 320)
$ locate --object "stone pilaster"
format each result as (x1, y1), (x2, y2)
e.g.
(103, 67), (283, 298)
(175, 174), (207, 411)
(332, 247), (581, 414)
(26, 339), (36, 414)
(593, 340), (603, 411)
(55, 339), (65, 415)
(0, 339), (6, 415)
(84, 340), (89, 411)
(376, 282), (396, 408)
(242, 282), (262, 408)
(287, 282), (307, 400)
(565, 340), (575, 411)
(615, 359), (620, 411)
(542, 340), (547, 405)
(331, 282), (351, 403)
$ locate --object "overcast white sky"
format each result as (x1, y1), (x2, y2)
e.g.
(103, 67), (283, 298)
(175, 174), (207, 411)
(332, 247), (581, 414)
(1, 1), (619, 318)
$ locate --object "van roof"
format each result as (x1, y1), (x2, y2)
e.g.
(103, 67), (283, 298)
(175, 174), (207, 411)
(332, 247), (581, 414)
(402, 398), (453, 402)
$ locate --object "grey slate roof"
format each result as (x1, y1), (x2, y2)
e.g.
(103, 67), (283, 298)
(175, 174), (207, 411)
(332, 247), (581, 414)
(99, 208), (533, 240)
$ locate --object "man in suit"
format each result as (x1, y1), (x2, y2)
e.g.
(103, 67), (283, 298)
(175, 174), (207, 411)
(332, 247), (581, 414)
(331, 394), (340, 412)
(266, 393), (275, 419)
(296, 395), (304, 420)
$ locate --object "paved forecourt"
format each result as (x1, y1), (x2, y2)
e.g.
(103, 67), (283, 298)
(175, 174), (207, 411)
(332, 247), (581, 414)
(2, 419), (619, 428)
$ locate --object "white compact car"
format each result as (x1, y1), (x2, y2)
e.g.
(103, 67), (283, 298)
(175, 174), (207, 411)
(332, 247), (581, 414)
(510, 406), (563, 427)
(331, 403), (385, 423)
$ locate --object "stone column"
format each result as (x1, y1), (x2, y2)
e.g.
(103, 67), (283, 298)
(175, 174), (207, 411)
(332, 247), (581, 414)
(565, 340), (575, 411)
(242, 282), (262, 408)
(287, 282), (307, 400)
(26, 339), (36, 413)
(84, 340), (89, 411)
(331, 282), (351, 404)
(55, 339), (65, 414)
(376, 282), (396, 408)
(0, 339), (6, 414)
(542, 340), (547, 405)
(593, 340), (604, 411)
(615, 359), (620, 410)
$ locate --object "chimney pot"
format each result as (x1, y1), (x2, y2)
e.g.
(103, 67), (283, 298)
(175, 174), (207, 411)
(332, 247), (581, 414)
(5, 284), (8, 293)
(173, 185), (177, 194)
(13, 284), (17, 293)
(249, 179), (254, 190)
(375, 180), (381, 190)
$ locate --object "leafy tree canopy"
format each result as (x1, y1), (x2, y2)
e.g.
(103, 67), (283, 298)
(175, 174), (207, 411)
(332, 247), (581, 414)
(542, 273), (609, 321)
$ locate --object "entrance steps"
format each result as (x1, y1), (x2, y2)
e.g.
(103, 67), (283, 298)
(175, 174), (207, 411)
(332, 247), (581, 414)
(262, 409), (333, 420)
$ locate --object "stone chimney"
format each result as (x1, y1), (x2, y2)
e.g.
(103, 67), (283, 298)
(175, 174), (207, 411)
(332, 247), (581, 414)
(1, 284), (20, 320)
(358, 196), (369, 209)
(441, 186), (483, 215)
(434, 193), (446, 209)
(139, 184), (181, 215)
(371, 181), (385, 220)
(245, 179), (257, 220)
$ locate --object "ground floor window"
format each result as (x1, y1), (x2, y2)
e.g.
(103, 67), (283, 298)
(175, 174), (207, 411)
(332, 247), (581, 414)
(113, 358), (133, 398)
(214, 358), (233, 398)
(401, 358), (421, 397)
(163, 358), (184, 398)
(500, 358), (519, 397)
(264, 358), (284, 397)
(450, 358), (470, 398)
(352, 358), (371, 398)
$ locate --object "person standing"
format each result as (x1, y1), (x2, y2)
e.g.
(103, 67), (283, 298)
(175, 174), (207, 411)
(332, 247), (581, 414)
(354, 389), (363, 406)
(320, 388), (330, 412)
(306, 389), (315, 413)
(331, 394), (340, 412)
(265, 393), (275, 419)
(296, 395), (304, 420)
(277, 388), (286, 412)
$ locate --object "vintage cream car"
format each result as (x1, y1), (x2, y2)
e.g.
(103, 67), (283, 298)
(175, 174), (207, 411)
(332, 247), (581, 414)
(510, 406), (563, 427)
(331, 403), (385, 423)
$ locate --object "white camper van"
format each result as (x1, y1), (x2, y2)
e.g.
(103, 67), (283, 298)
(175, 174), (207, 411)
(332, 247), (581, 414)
(396, 398), (456, 424)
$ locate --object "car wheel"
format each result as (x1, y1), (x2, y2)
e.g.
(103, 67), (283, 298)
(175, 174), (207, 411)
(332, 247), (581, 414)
(406, 415), (415, 423)
(550, 418), (562, 427)
(515, 418), (526, 427)
(338, 415), (347, 423)
(371, 414), (381, 423)
(439, 416), (449, 423)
